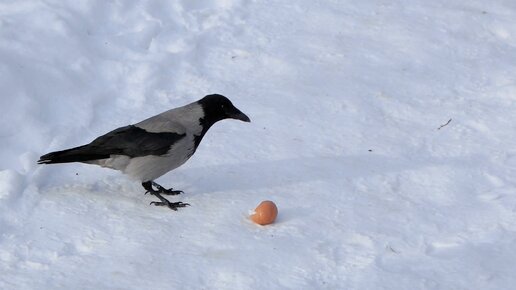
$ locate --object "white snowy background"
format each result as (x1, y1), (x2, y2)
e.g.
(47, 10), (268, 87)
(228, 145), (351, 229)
(1, 0), (516, 289)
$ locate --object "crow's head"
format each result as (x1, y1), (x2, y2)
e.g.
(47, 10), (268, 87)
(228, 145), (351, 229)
(198, 94), (251, 124)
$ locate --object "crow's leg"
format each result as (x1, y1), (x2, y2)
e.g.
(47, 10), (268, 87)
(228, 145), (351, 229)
(151, 181), (184, 195)
(140, 180), (184, 195)
(142, 181), (189, 211)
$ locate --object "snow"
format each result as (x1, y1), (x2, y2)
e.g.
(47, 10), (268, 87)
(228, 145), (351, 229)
(1, 0), (516, 289)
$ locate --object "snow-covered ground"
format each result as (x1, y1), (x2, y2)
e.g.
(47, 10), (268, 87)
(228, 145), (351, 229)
(1, 0), (516, 289)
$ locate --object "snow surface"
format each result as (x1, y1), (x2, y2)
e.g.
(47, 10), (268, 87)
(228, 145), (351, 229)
(1, 0), (516, 289)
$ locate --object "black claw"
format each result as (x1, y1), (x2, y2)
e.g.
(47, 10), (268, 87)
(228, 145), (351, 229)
(150, 201), (189, 211)
(143, 181), (184, 195)
(161, 189), (184, 195)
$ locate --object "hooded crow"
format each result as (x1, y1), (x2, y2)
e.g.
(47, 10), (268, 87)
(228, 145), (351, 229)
(38, 94), (251, 210)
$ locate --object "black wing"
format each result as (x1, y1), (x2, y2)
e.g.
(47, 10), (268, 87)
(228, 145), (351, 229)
(38, 125), (186, 164)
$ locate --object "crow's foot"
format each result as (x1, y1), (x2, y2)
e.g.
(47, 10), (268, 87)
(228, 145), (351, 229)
(150, 201), (190, 211)
(142, 181), (189, 211)
(151, 181), (183, 195)
(142, 181), (184, 195)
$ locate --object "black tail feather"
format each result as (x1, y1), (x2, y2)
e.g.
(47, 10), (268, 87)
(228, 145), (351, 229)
(38, 145), (110, 164)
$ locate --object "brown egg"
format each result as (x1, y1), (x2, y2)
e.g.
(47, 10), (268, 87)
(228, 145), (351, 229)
(250, 200), (278, 225)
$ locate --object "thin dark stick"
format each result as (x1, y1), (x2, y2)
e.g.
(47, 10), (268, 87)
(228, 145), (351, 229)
(437, 118), (452, 130)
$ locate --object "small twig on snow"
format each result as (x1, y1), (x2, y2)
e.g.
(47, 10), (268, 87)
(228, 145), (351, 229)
(437, 118), (452, 130)
(387, 245), (399, 254)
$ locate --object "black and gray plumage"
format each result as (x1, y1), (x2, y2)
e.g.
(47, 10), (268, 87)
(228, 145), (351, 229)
(38, 94), (250, 210)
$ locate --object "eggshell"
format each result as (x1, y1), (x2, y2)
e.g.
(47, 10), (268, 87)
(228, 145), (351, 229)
(250, 200), (278, 225)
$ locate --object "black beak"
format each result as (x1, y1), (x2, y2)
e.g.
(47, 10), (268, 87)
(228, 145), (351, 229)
(229, 107), (251, 122)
